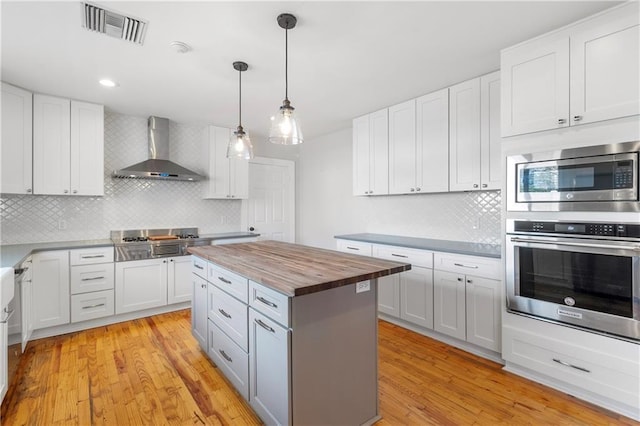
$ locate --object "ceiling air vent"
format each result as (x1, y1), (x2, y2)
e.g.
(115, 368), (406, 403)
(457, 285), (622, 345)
(82, 2), (148, 45)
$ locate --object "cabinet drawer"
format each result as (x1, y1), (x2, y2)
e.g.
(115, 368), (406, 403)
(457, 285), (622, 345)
(374, 244), (433, 268)
(208, 319), (249, 400)
(208, 284), (248, 351)
(209, 264), (248, 303)
(69, 247), (114, 265)
(336, 239), (373, 256)
(433, 252), (500, 279)
(249, 280), (290, 328)
(192, 256), (208, 279)
(503, 325), (640, 407)
(70, 263), (114, 294)
(71, 289), (114, 323)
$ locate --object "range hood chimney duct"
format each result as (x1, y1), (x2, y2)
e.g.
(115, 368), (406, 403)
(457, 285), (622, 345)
(112, 116), (204, 181)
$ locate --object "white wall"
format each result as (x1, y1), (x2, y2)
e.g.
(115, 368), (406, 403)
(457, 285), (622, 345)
(297, 128), (502, 250)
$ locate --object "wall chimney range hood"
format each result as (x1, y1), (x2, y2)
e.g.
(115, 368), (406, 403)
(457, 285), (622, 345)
(112, 116), (204, 181)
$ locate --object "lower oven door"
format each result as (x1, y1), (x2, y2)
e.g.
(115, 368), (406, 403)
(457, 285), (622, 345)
(506, 234), (640, 341)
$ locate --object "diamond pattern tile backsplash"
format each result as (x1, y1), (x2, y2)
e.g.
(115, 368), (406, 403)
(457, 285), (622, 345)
(0, 111), (240, 244)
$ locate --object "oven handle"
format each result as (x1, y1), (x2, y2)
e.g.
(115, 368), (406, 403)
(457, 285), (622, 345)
(509, 237), (640, 251)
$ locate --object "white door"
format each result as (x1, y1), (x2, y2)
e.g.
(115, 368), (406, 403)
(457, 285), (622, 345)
(242, 157), (295, 242)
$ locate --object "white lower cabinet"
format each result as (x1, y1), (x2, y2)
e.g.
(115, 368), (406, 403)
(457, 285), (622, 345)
(32, 250), (70, 329)
(400, 266), (434, 329)
(71, 290), (114, 323)
(209, 319), (250, 400)
(167, 256), (192, 304)
(115, 259), (168, 314)
(0, 318), (7, 403)
(192, 273), (208, 350)
(433, 270), (467, 340)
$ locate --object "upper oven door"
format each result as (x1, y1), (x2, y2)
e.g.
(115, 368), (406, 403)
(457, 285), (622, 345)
(506, 234), (640, 321)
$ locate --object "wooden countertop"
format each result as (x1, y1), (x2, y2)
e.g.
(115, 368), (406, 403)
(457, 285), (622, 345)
(188, 240), (411, 297)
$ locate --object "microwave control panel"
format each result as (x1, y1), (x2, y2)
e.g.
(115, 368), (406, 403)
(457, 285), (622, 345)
(613, 160), (635, 189)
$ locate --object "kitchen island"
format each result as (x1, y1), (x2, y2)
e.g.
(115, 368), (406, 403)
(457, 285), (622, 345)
(188, 240), (410, 426)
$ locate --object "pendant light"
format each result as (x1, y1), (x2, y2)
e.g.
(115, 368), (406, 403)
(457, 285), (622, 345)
(269, 13), (304, 145)
(227, 61), (254, 159)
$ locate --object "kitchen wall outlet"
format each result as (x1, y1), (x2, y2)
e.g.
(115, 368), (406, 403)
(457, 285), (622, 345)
(58, 220), (67, 230)
(356, 281), (371, 294)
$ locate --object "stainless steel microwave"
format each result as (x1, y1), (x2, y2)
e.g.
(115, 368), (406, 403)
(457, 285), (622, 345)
(507, 141), (640, 212)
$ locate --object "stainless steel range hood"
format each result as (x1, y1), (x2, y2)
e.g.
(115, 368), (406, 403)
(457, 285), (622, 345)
(112, 116), (204, 181)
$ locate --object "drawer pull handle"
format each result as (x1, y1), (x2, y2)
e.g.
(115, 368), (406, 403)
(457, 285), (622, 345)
(82, 303), (105, 310)
(219, 349), (233, 363)
(391, 253), (408, 258)
(81, 255), (105, 259)
(346, 247), (360, 251)
(194, 264), (204, 270)
(81, 276), (105, 281)
(217, 276), (232, 285)
(255, 318), (275, 333)
(552, 358), (590, 373)
(218, 308), (231, 319)
(256, 296), (277, 308)
(454, 263), (478, 269)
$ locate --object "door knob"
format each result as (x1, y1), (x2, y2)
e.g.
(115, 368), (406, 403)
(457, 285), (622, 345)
(249, 227), (255, 231)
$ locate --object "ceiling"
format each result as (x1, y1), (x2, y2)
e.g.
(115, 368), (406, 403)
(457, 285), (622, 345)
(1, 1), (618, 142)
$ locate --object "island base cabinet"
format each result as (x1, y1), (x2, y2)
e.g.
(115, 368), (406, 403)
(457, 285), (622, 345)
(191, 274), (208, 350)
(249, 308), (291, 426)
(208, 320), (249, 400)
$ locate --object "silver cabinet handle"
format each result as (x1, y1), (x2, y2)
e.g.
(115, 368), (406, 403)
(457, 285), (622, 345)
(457, 277), (463, 282)
(416, 187), (421, 192)
(217, 276), (232, 285)
(64, 189), (69, 193)
(218, 308), (231, 319)
(81, 276), (105, 281)
(473, 184), (479, 188)
(194, 264), (204, 270)
(557, 118), (566, 124)
(255, 318), (275, 333)
(410, 188), (415, 192)
(454, 263), (478, 269)
(219, 349), (232, 362)
(391, 253), (408, 258)
(510, 237), (640, 251)
(467, 279), (472, 284)
(73, 189), (78, 194)
(346, 247), (360, 251)
(482, 184), (487, 188)
(81, 254), (105, 259)
(256, 296), (277, 308)
(26, 188), (32, 193)
(82, 303), (105, 310)
(201, 284), (207, 289)
(369, 190), (373, 195)
(573, 115), (583, 122)
(553, 358), (590, 373)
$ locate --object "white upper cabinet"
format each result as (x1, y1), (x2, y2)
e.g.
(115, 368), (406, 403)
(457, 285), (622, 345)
(1, 82), (33, 195)
(416, 88), (449, 194)
(388, 100), (416, 194)
(480, 71), (502, 190)
(203, 125), (248, 199)
(352, 109), (389, 196)
(33, 94), (104, 196)
(501, 2), (639, 137)
(449, 78), (481, 191)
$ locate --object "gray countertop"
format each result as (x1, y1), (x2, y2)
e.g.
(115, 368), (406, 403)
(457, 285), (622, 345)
(1, 232), (260, 268)
(334, 233), (501, 259)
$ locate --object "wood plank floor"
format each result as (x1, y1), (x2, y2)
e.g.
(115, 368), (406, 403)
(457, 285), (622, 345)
(1, 309), (636, 425)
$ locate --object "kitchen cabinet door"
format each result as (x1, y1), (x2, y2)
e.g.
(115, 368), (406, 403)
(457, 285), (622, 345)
(33, 94), (71, 195)
(400, 266), (434, 329)
(32, 250), (70, 329)
(70, 101), (104, 196)
(433, 270), (466, 340)
(501, 37), (570, 137)
(21, 258), (33, 352)
(377, 274), (400, 318)
(1, 82), (32, 195)
(192, 273), (208, 350)
(0, 319), (7, 403)
(115, 259), (168, 314)
(480, 71), (501, 191)
(167, 256), (192, 304)
(352, 109), (388, 196)
(449, 78), (481, 191)
(203, 125), (248, 199)
(416, 88), (449, 193)
(465, 276), (501, 352)
(249, 308), (291, 426)
(388, 99), (416, 194)
(570, 9), (639, 125)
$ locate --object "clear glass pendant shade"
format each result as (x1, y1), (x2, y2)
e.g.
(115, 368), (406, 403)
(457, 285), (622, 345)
(268, 102), (303, 145)
(227, 126), (254, 160)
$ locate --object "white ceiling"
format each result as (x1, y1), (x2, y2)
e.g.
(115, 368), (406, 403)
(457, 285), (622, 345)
(1, 1), (618, 142)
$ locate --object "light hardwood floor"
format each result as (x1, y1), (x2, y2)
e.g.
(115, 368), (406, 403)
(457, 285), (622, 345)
(1, 309), (636, 425)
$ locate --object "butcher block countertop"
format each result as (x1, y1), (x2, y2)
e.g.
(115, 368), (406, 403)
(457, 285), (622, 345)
(188, 240), (411, 297)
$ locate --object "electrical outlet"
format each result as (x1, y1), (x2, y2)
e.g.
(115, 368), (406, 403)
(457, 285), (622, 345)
(58, 220), (66, 230)
(356, 281), (370, 294)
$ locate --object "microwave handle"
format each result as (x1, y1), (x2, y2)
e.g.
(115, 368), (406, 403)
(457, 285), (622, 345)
(509, 237), (640, 252)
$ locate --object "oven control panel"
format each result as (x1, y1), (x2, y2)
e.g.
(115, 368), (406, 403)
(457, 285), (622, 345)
(513, 221), (640, 238)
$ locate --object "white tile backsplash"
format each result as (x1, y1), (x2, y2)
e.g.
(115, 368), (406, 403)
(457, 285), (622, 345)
(0, 111), (240, 244)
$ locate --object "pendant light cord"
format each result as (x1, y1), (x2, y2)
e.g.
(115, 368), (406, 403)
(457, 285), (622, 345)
(238, 67), (242, 127)
(284, 26), (289, 102)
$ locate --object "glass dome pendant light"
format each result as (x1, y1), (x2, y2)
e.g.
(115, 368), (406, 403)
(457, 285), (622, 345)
(227, 61), (254, 159)
(268, 13), (304, 145)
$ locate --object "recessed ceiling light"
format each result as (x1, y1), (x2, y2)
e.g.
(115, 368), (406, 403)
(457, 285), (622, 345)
(99, 79), (117, 88)
(169, 41), (192, 54)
